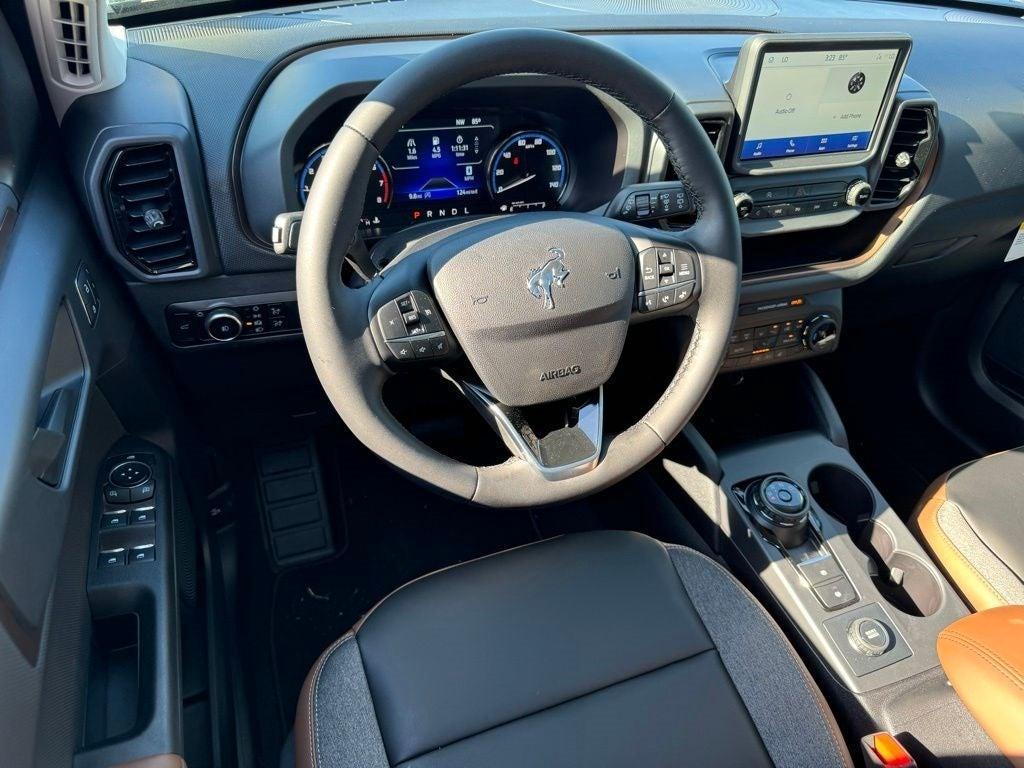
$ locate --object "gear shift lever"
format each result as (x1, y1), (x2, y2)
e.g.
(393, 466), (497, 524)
(746, 475), (809, 548)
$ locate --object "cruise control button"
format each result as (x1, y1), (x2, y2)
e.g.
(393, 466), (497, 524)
(387, 341), (414, 362)
(378, 301), (405, 340)
(673, 282), (695, 305)
(813, 577), (858, 611)
(411, 338), (433, 359)
(396, 295), (414, 314)
(428, 335), (450, 358)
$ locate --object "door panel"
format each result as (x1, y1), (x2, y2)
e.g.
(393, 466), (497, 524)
(0, 9), (139, 767)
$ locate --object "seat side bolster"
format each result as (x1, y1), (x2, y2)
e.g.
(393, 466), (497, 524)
(295, 632), (390, 768)
(912, 475), (1010, 612)
(664, 544), (853, 768)
(937, 606), (1024, 768)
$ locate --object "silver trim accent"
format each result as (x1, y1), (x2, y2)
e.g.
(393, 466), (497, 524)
(453, 380), (603, 481)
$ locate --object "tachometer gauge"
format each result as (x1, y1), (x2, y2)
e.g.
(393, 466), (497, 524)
(297, 144), (392, 227)
(488, 132), (568, 212)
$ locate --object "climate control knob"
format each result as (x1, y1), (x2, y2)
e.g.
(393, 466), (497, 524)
(845, 180), (872, 209)
(803, 313), (839, 353)
(205, 308), (243, 342)
(733, 192), (755, 220)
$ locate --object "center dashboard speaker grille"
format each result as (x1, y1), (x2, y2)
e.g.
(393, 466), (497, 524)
(871, 107), (933, 204)
(103, 144), (197, 275)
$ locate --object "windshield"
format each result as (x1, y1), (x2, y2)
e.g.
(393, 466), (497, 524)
(108, 0), (1024, 25)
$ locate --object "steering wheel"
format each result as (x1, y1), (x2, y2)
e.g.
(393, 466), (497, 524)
(296, 28), (741, 507)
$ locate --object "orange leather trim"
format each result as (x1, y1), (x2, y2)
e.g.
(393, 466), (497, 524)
(937, 606), (1024, 768)
(911, 474), (1007, 612)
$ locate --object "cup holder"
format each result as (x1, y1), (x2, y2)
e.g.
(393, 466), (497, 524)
(808, 465), (942, 617)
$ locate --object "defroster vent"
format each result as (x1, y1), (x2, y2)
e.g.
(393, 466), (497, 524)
(872, 107), (933, 204)
(104, 144), (197, 275)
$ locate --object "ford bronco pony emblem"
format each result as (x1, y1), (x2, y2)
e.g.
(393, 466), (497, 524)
(527, 248), (570, 310)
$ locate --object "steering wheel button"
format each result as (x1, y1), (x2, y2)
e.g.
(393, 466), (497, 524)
(396, 295), (415, 313)
(402, 310), (420, 326)
(638, 292), (658, 313)
(428, 335), (451, 358)
(387, 341), (414, 361)
(674, 282), (695, 304)
(412, 340), (433, 359)
(378, 302), (405, 340)
(657, 290), (675, 308)
(657, 249), (673, 265)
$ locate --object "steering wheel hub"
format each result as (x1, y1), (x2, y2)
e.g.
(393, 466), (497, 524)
(428, 213), (635, 406)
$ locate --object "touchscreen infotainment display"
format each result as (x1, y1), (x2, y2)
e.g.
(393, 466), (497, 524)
(740, 48), (900, 161)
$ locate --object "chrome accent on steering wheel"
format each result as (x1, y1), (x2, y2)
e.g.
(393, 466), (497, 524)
(452, 379), (603, 481)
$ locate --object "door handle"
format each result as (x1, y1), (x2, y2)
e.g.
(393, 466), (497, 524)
(30, 387), (75, 486)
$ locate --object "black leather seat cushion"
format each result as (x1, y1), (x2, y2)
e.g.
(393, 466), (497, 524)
(296, 531), (850, 768)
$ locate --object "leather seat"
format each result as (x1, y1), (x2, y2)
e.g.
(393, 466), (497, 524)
(912, 447), (1024, 611)
(294, 531), (851, 768)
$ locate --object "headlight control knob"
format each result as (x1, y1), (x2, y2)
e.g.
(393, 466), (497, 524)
(845, 180), (872, 209)
(803, 313), (839, 353)
(205, 308), (243, 342)
(734, 192), (755, 220)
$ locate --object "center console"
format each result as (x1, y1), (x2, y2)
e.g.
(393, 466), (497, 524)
(663, 364), (1000, 764)
(717, 433), (964, 692)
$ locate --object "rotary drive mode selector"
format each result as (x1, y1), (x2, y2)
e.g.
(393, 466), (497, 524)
(747, 475), (810, 548)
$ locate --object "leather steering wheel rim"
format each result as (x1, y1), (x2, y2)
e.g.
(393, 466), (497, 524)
(296, 28), (741, 507)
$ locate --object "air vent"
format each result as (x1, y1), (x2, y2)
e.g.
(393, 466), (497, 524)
(51, 0), (93, 85)
(104, 144), (198, 275)
(699, 118), (728, 153)
(664, 118), (728, 180)
(871, 107), (932, 204)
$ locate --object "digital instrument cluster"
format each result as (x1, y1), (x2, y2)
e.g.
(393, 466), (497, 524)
(297, 115), (569, 234)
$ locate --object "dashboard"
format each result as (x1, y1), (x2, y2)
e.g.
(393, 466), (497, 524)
(56, 0), (1024, 360)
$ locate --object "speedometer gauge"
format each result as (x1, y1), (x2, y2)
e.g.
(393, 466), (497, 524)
(489, 132), (568, 212)
(297, 144), (392, 228)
